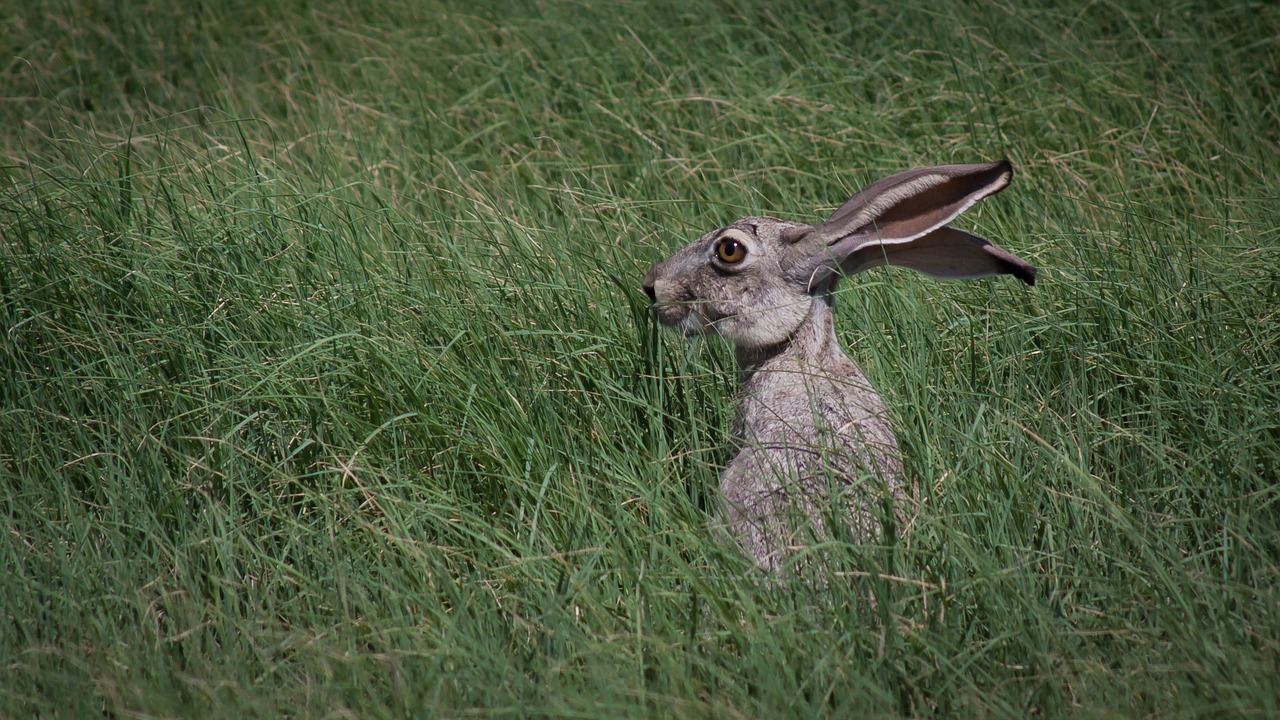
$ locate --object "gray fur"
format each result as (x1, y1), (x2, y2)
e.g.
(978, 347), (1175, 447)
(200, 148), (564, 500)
(641, 160), (1035, 575)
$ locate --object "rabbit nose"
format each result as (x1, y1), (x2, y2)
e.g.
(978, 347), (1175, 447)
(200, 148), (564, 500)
(641, 268), (658, 303)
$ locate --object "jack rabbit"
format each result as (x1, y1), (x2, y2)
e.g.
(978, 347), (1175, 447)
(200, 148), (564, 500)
(642, 160), (1036, 575)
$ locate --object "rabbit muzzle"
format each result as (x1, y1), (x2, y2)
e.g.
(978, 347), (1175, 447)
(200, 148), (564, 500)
(642, 266), (715, 336)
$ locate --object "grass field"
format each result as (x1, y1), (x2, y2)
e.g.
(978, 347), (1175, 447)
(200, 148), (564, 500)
(2, 0), (1278, 716)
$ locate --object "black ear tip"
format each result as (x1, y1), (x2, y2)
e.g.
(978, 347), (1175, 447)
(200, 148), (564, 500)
(996, 249), (1036, 286)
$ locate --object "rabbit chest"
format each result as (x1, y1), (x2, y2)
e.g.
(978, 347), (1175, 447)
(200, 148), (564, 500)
(718, 326), (906, 566)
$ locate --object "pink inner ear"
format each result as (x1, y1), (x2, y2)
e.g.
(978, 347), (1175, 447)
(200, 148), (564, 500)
(822, 161), (1013, 250)
(867, 181), (989, 239)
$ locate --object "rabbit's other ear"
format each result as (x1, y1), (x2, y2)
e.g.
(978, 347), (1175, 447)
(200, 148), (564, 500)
(841, 226), (1036, 285)
(817, 160), (1035, 286)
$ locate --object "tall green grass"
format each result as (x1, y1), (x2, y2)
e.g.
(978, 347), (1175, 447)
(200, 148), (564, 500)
(2, 0), (1277, 716)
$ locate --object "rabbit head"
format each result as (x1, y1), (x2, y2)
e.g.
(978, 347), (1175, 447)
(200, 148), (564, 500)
(642, 160), (1036, 351)
(641, 216), (821, 349)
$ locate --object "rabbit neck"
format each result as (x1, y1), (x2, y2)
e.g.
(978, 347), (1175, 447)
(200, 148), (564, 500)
(734, 294), (849, 382)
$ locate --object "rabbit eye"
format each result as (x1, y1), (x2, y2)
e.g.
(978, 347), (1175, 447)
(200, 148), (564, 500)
(715, 237), (748, 264)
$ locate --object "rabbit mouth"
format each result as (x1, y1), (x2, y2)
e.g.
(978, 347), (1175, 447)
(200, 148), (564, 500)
(652, 302), (719, 337)
(678, 312), (713, 336)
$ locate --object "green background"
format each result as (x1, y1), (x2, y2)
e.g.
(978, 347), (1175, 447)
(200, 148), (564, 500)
(2, 0), (1277, 716)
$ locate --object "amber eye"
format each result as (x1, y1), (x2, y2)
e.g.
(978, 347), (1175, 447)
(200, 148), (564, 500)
(715, 236), (748, 264)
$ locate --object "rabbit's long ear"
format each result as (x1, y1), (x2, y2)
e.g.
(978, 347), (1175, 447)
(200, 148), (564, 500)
(841, 227), (1037, 285)
(817, 160), (1035, 286)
